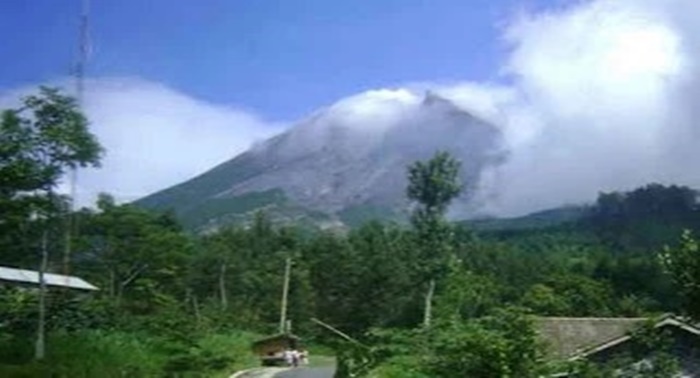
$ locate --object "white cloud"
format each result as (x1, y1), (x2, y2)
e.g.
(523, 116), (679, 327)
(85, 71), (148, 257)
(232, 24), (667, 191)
(0, 77), (283, 206)
(325, 88), (420, 132)
(456, 0), (700, 216)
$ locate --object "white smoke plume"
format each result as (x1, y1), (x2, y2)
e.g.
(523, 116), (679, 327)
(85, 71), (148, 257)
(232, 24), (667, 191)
(442, 0), (700, 216)
(0, 78), (283, 206)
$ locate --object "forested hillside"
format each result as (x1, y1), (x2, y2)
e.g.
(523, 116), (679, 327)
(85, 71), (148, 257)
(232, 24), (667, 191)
(2, 89), (700, 377)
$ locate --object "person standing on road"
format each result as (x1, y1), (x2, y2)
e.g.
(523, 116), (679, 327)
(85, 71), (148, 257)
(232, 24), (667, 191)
(284, 348), (293, 366)
(291, 349), (300, 367)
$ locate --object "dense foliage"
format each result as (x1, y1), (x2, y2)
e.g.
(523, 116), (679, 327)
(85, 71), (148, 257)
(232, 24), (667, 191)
(1, 89), (699, 376)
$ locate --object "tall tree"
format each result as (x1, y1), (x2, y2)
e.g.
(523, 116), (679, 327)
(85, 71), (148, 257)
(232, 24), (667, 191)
(660, 230), (700, 320)
(0, 87), (103, 360)
(78, 194), (191, 313)
(406, 151), (462, 327)
(0, 87), (103, 262)
(590, 184), (700, 253)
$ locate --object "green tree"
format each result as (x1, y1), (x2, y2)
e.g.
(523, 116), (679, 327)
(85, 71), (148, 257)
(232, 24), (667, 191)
(568, 320), (680, 377)
(0, 87), (103, 360)
(187, 213), (316, 334)
(434, 256), (502, 320)
(520, 275), (622, 317)
(307, 222), (421, 335)
(521, 284), (570, 316)
(0, 87), (103, 206)
(0, 87), (102, 266)
(406, 151), (462, 327)
(659, 230), (700, 320)
(589, 184), (699, 253)
(366, 308), (543, 378)
(77, 195), (191, 313)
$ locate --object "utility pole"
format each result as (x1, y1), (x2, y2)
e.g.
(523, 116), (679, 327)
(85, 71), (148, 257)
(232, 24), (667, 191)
(35, 181), (54, 360)
(279, 257), (292, 334)
(35, 227), (49, 360)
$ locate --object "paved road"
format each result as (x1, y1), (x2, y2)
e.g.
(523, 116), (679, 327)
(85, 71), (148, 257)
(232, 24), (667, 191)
(274, 367), (335, 378)
(231, 367), (287, 378)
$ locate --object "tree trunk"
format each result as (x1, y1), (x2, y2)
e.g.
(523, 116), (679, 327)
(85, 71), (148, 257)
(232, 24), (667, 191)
(185, 287), (202, 324)
(279, 257), (291, 334)
(423, 279), (435, 328)
(62, 211), (72, 278)
(117, 264), (147, 307)
(109, 268), (115, 298)
(193, 294), (201, 324)
(35, 228), (49, 360)
(219, 262), (228, 310)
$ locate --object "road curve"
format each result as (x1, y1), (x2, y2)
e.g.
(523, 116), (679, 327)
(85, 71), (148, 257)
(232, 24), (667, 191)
(274, 367), (335, 378)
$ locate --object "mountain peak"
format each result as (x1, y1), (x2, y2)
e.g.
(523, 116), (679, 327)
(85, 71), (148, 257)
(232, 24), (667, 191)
(422, 90), (450, 106)
(137, 88), (508, 231)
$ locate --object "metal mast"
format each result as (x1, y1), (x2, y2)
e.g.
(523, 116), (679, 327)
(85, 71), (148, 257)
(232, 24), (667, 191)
(64, 0), (90, 277)
(76, 0), (90, 102)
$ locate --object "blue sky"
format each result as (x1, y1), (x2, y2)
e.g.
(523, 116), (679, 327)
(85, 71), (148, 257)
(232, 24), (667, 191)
(0, 0), (554, 120)
(3, 0), (694, 215)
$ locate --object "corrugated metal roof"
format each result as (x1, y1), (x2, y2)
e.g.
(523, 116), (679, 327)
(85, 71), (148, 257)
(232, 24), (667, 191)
(535, 317), (645, 359)
(0, 266), (98, 291)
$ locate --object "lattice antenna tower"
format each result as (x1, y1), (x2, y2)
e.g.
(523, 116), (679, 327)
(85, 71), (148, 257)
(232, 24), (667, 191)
(64, 0), (91, 277)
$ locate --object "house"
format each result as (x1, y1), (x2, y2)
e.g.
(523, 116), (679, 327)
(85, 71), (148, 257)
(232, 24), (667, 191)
(536, 315), (700, 376)
(251, 333), (302, 366)
(0, 266), (98, 291)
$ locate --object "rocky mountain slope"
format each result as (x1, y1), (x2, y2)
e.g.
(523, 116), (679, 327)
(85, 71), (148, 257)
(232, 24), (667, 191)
(136, 90), (506, 231)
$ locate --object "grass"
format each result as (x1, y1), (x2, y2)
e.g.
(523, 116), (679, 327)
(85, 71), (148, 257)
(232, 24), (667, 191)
(0, 330), (165, 377)
(308, 355), (336, 368)
(0, 329), (263, 378)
